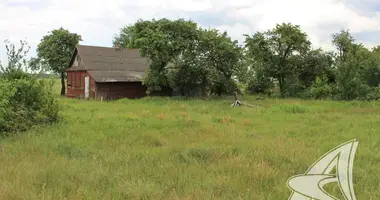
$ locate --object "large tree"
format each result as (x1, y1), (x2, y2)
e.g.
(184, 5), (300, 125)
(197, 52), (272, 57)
(168, 28), (242, 96)
(195, 28), (242, 96)
(244, 23), (311, 96)
(36, 27), (82, 96)
(115, 18), (199, 93)
(331, 30), (380, 99)
(115, 19), (242, 97)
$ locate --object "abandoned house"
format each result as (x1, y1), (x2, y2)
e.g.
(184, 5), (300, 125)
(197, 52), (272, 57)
(66, 44), (171, 100)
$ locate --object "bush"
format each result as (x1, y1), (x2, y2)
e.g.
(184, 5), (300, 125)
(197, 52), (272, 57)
(0, 78), (59, 134)
(309, 77), (333, 99)
(364, 86), (380, 101)
(247, 70), (274, 95)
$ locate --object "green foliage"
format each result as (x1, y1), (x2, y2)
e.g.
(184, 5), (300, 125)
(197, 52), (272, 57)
(244, 25), (379, 100)
(36, 27), (82, 96)
(0, 79), (59, 134)
(309, 77), (333, 99)
(0, 40), (60, 135)
(244, 23), (311, 97)
(332, 30), (380, 100)
(116, 19), (380, 101)
(197, 29), (242, 96)
(168, 53), (210, 97)
(296, 49), (335, 89)
(247, 66), (274, 95)
(113, 25), (139, 48)
(366, 86), (380, 100)
(132, 18), (199, 92)
(116, 19), (242, 97)
(0, 40), (31, 80)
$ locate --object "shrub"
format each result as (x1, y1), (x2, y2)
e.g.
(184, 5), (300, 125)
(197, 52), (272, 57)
(364, 86), (380, 101)
(309, 77), (333, 99)
(247, 70), (274, 95)
(0, 39), (60, 135)
(0, 78), (59, 135)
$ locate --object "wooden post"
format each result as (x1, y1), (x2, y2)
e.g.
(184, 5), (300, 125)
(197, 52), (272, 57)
(100, 96), (103, 102)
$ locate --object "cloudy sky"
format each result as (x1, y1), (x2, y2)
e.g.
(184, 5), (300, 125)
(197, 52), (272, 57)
(1, 0), (380, 65)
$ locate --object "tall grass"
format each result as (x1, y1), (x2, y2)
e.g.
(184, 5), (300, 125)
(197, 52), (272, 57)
(0, 81), (379, 199)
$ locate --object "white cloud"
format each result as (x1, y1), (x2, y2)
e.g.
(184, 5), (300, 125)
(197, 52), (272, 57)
(1, 0), (380, 65)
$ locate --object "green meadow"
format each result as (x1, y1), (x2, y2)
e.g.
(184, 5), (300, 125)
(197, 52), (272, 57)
(0, 80), (379, 200)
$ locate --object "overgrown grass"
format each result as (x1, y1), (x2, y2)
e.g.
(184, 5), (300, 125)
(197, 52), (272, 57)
(0, 80), (379, 199)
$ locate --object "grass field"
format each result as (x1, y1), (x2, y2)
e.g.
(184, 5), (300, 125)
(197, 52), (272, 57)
(0, 79), (379, 199)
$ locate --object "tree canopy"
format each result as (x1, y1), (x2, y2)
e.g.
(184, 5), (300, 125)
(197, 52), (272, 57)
(113, 19), (380, 100)
(114, 18), (242, 96)
(36, 27), (82, 96)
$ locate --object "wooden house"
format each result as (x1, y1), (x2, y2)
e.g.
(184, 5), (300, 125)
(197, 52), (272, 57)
(65, 44), (171, 100)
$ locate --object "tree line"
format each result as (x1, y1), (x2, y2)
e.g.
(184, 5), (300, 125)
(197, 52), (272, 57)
(1, 18), (379, 134)
(113, 19), (380, 100)
(4, 18), (379, 101)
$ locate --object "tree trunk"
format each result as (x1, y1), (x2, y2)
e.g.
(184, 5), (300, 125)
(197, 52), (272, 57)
(278, 76), (284, 97)
(60, 72), (66, 96)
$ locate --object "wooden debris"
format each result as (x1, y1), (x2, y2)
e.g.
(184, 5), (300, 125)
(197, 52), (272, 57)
(231, 91), (262, 108)
(231, 91), (243, 107)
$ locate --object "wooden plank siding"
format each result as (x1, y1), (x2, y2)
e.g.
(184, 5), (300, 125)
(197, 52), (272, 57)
(95, 82), (147, 100)
(66, 71), (96, 99)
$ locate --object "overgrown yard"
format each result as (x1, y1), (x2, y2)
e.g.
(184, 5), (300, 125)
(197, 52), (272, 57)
(0, 91), (379, 199)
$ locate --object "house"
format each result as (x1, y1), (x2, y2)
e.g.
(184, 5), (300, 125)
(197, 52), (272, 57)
(66, 44), (171, 100)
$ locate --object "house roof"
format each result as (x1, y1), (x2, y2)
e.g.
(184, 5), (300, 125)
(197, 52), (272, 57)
(66, 45), (150, 82)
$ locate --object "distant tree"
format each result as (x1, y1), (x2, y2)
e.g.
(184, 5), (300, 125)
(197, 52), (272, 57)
(331, 30), (379, 100)
(244, 23), (311, 97)
(36, 27), (82, 96)
(0, 39), (31, 80)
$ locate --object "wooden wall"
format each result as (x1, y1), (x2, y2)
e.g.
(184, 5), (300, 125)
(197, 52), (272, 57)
(95, 82), (147, 100)
(67, 71), (172, 100)
(66, 71), (96, 99)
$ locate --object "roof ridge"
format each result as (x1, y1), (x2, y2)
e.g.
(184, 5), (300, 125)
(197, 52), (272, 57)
(77, 44), (140, 51)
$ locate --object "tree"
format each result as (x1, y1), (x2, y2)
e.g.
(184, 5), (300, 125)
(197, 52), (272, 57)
(0, 39), (30, 80)
(164, 27), (243, 97)
(36, 27), (82, 96)
(244, 23), (311, 97)
(126, 18), (199, 93)
(332, 29), (355, 62)
(196, 29), (243, 96)
(332, 30), (378, 100)
(115, 18), (244, 97)
(113, 25), (139, 48)
(296, 48), (335, 88)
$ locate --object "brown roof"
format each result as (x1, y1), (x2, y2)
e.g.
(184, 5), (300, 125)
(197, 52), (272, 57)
(66, 45), (150, 82)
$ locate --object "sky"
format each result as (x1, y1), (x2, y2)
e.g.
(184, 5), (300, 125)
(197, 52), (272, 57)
(1, 0), (380, 65)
